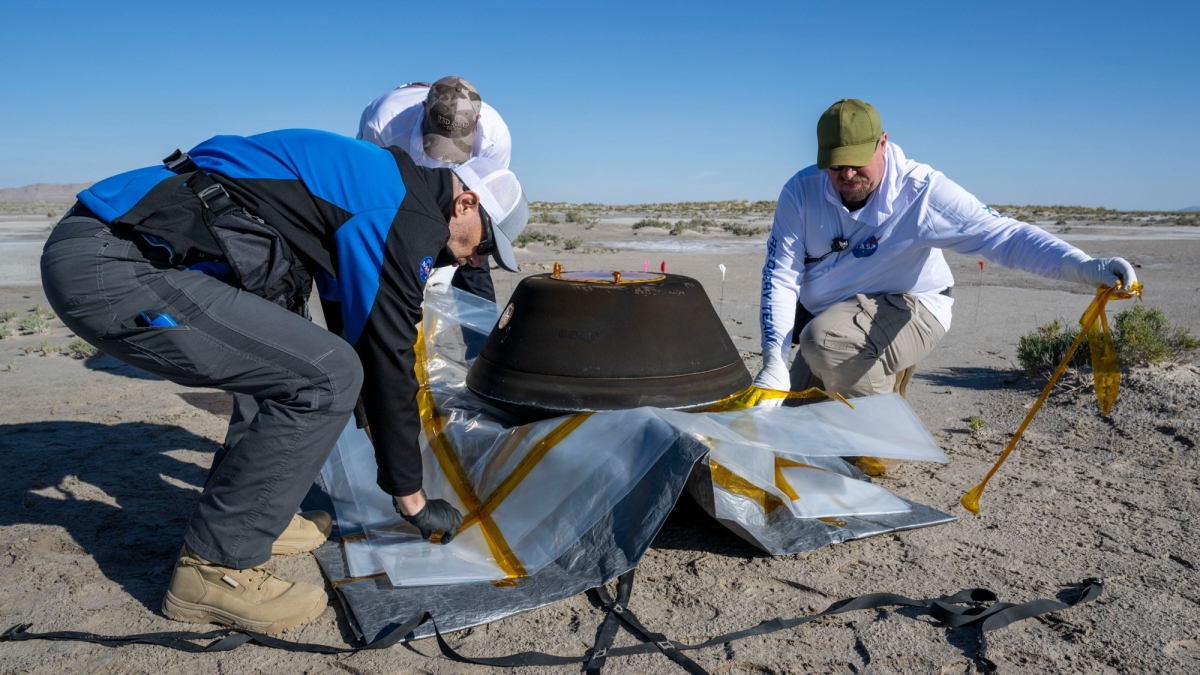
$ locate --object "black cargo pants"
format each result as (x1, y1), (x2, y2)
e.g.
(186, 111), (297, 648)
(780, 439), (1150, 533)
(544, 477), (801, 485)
(41, 214), (363, 569)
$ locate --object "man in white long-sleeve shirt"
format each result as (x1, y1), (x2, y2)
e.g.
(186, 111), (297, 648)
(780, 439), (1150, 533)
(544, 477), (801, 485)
(358, 76), (513, 306)
(755, 99), (1136, 398)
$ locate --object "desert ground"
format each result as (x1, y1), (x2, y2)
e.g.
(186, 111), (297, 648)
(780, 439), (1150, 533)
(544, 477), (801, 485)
(1, 203), (1198, 674)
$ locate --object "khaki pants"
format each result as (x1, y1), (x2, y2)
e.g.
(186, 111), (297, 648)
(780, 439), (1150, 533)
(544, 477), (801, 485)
(791, 293), (945, 398)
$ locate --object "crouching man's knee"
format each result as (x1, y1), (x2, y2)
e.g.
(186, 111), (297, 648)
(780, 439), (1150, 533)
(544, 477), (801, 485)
(796, 306), (885, 398)
(308, 341), (363, 414)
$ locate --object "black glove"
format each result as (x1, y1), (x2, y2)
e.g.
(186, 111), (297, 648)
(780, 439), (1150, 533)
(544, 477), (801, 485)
(399, 498), (463, 544)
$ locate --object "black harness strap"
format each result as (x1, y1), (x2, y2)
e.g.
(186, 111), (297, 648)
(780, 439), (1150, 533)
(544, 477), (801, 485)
(585, 570), (634, 674)
(926, 579), (1104, 672)
(162, 150), (241, 218)
(1, 613), (427, 656)
(2, 578), (1104, 674)
(590, 571), (707, 675)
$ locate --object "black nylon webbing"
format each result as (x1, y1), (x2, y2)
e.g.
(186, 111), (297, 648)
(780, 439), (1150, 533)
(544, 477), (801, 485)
(585, 570), (634, 673)
(2, 577), (1104, 674)
(589, 571), (707, 675)
(1, 613), (426, 656)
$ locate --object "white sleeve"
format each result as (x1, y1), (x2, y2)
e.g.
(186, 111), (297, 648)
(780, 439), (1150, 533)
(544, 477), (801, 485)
(477, 102), (512, 168)
(357, 103), (383, 144)
(760, 181), (804, 353)
(356, 90), (395, 145)
(920, 175), (1085, 280)
(357, 86), (427, 149)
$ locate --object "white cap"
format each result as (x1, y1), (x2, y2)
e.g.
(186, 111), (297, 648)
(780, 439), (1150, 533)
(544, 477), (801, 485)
(452, 157), (528, 272)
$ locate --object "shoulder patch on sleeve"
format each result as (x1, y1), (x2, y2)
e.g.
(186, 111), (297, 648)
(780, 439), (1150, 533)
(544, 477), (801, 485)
(419, 256), (434, 284)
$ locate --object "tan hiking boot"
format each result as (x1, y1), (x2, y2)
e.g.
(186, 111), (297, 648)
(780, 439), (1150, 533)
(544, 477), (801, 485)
(271, 511), (333, 555)
(162, 545), (327, 634)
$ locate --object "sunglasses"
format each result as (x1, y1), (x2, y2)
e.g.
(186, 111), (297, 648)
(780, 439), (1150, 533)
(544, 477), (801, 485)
(476, 205), (497, 257)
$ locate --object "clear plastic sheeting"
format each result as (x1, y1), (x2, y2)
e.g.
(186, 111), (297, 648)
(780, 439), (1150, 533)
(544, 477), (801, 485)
(319, 285), (952, 589)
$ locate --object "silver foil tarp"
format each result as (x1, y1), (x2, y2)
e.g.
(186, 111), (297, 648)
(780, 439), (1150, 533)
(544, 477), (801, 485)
(310, 286), (955, 643)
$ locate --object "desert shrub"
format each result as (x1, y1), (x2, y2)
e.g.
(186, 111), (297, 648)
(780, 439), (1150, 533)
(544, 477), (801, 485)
(562, 237), (583, 251)
(19, 313), (50, 334)
(670, 218), (716, 236)
(67, 338), (98, 359)
(0, 310), (17, 323)
(0, 326), (13, 340)
(631, 219), (671, 230)
(1017, 319), (1089, 377)
(564, 210), (584, 223)
(39, 341), (61, 356)
(1017, 305), (1198, 377)
(1113, 304), (1200, 366)
(534, 211), (560, 224)
(514, 230), (561, 248)
(29, 304), (55, 320)
(968, 416), (987, 433)
(720, 222), (766, 236)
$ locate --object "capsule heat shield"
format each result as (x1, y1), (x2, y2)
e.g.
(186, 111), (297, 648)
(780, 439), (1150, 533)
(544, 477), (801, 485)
(466, 271), (751, 422)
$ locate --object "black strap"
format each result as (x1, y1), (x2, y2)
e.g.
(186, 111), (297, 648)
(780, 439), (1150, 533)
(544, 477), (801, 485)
(162, 149), (241, 217)
(1, 578), (1104, 674)
(585, 570), (633, 673)
(1, 612), (427, 655)
(589, 571), (707, 675)
(163, 149), (200, 175)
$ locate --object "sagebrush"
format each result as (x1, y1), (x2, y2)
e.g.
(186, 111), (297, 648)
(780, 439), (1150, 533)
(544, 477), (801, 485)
(1017, 305), (1198, 376)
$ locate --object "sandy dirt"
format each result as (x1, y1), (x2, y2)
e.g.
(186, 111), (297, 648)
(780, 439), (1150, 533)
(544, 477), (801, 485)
(1, 208), (1198, 674)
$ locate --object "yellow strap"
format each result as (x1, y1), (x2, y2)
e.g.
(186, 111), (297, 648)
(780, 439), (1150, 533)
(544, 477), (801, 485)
(962, 281), (1142, 514)
(1089, 300), (1121, 415)
(703, 385), (854, 412)
(414, 321), (528, 579)
(773, 457), (821, 502)
(461, 413), (594, 530)
(709, 459), (784, 514)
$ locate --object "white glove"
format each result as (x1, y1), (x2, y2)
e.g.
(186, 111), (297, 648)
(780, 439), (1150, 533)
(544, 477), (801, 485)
(753, 345), (791, 391)
(424, 266), (456, 295)
(1060, 251), (1138, 289)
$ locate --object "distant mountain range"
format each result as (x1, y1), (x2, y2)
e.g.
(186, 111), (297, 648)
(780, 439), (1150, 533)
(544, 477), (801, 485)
(0, 183), (94, 202)
(1181, 206), (1200, 212)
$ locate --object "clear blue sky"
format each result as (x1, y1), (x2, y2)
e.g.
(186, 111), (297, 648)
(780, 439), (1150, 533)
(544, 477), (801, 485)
(1, 1), (1197, 210)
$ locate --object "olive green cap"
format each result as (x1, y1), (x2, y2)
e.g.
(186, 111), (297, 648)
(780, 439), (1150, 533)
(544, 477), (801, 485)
(816, 99), (882, 170)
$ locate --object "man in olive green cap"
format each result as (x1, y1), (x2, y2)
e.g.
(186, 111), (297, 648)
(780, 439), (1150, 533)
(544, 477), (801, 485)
(755, 98), (1138, 399)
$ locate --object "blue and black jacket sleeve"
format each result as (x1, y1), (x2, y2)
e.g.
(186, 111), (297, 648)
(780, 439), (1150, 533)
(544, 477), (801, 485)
(327, 149), (453, 497)
(351, 209), (450, 496)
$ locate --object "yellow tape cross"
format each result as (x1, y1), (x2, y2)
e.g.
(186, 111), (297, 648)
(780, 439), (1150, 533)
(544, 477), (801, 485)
(414, 320), (528, 579)
(461, 413), (594, 531)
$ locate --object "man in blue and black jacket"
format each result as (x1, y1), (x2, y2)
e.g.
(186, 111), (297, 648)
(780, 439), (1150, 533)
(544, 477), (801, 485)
(40, 129), (528, 633)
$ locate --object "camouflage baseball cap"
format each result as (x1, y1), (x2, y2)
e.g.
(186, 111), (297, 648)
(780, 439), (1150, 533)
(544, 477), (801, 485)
(817, 99), (882, 170)
(422, 76), (483, 164)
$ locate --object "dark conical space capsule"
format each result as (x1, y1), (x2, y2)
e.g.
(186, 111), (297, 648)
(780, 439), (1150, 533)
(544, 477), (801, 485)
(466, 269), (751, 422)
